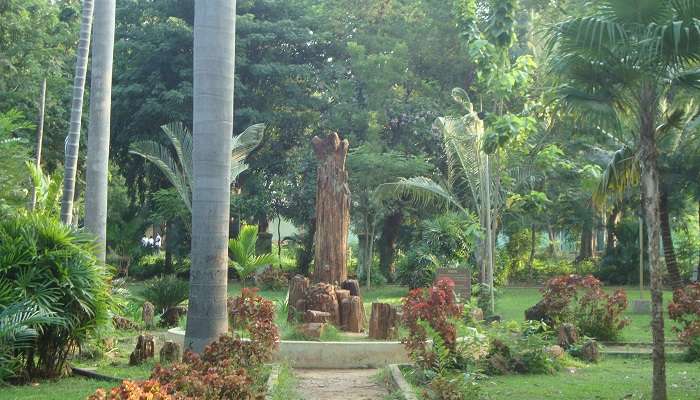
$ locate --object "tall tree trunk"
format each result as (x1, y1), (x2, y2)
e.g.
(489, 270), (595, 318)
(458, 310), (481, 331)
(378, 211), (401, 282)
(311, 133), (350, 284)
(85, 0), (116, 263)
(606, 205), (620, 253)
(164, 220), (173, 274)
(60, 0), (94, 225)
(547, 225), (556, 256)
(659, 191), (682, 289)
(639, 86), (667, 400)
(527, 225), (536, 281)
(28, 79), (46, 212)
(297, 220), (315, 275)
(185, 0), (236, 353)
(578, 220), (593, 261)
(697, 201), (700, 274)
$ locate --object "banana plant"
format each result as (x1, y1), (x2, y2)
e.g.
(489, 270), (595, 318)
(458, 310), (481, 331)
(129, 122), (265, 212)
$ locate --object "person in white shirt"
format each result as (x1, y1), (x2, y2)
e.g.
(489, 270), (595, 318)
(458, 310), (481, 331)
(141, 236), (148, 247)
(155, 234), (162, 250)
(148, 236), (154, 247)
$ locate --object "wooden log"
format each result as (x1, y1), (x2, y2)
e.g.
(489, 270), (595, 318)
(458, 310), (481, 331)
(159, 340), (181, 364)
(368, 303), (398, 340)
(312, 133), (350, 284)
(335, 289), (351, 327)
(345, 296), (363, 333)
(288, 275), (309, 322)
(304, 310), (332, 323)
(305, 282), (340, 325)
(129, 334), (155, 365)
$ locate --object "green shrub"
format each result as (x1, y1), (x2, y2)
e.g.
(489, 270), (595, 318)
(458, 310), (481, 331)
(142, 275), (189, 314)
(129, 253), (166, 280)
(0, 214), (110, 379)
(396, 249), (436, 289)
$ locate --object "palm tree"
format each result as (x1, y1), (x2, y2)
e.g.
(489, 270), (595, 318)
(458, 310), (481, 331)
(84, 0), (116, 263)
(593, 103), (699, 290)
(60, 0), (94, 225)
(229, 225), (276, 287)
(378, 88), (500, 313)
(548, 2), (700, 398)
(185, 0), (238, 353)
(129, 122), (265, 212)
(28, 79), (46, 212)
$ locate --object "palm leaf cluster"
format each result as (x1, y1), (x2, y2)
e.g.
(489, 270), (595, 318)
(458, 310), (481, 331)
(0, 214), (110, 379)
(228, 224), (276, 283)
(129, 122), (265, 211)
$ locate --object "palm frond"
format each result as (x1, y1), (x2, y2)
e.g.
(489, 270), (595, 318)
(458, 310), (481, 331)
(129, 140), (191, 211)
(231, 124), (265, 184)
(160, 122), (193, 187)
(592, 146), (640, 209)
(376, 177), (467, 214)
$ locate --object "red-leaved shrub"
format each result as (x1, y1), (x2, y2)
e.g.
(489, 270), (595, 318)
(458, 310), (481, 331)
(668, 283), (700, 345)
(540, 275), (629, 340)
(89, 289), (278, 400)
(402, 278), (463, 369)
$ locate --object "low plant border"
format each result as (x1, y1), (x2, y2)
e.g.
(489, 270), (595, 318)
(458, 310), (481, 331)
(386, 364), (418, 400)
(264, 364), (281, 400)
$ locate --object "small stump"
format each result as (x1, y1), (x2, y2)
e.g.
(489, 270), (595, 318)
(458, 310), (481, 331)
(304, 310), (332, 323)
(368, 303), (398, 339)
(299, 322), (326, 339)
(161, 306), (186, 328)
(288, 275), (310, 321)
(305, 283), (339, 325)
(558, 323), (578, 350)
(159, 340), (181, 364)
(129, 334), (155, 365)
(341, 296), (364, 333)
(579, 339), (600, 363)
(142, 301), (155, 329)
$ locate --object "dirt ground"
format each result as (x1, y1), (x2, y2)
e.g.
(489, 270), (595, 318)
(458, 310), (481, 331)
(294, 368), (390, 400)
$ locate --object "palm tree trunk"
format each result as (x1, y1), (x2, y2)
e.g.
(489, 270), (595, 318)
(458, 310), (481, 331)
(185, 0), (237, 353)
(659, 191), (682, 289)
(639, 86), (667, 400)
(60, 0), (94, 225)
(527, 225), (536, 281)
(28, 79), (46, 212)
(85, 0), (116, 263)
(379, 211), (401, 282)
(606, 205), (620, 253)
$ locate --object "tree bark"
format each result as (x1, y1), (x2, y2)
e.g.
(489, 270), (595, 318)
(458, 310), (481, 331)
(311, 133), (350, 284)
(659, 191), (682, 289)
(606, 205), (620, 253)
(638, 85), (667, 400)
(697, 201), (700, 273)
(185, 0), (236, 353)
(85, 0), (116, 263)
(527, 225), (536, 280)
(578, 219), (593, 261)
(60, 0), (94, 225)
(28, 79), (46, 212)
(379, 211), (402, 282)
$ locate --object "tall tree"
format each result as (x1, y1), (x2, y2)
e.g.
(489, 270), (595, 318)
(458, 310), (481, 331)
(185, 0), (237, 353)
(85, 0), (116, 262)
(28, 79), (46, 212)
(548, 1), (700, 398)
(60, 0), (94, 225)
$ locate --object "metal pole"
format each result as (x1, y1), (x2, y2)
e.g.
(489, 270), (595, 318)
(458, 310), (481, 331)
(639, 216), (644, 299)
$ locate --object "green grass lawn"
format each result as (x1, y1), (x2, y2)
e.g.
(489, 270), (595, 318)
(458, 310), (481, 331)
(482, 357), (700, 399)
(0, 378), (112, 400)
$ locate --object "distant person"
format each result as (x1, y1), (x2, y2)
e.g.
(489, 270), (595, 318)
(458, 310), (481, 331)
(148, 236), (154, 248)
(141, 235), (148, 247)
(155, 234), (162, 250)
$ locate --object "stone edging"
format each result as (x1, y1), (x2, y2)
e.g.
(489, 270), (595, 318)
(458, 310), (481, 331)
(265, 364), (280, 400)
(386, 364), (418, 400)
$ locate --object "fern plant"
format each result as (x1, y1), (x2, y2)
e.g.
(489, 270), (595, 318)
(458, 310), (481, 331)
(229, 225), (276, 286)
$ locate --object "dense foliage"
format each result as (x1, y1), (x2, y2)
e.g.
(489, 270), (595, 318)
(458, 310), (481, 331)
(668, 283), (700, 360)
(0, 214), (110, 379)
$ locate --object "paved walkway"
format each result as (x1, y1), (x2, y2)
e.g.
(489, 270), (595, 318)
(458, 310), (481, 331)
(294, 368), (389, 400)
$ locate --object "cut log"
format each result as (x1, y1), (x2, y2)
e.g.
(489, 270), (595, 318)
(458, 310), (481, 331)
(129, 334), (155, 365)
(159, 340), (181, 364)
(304, 310), (332, 323)
(305, 282), (340, 325)
(558, 323), (578, 349)
(312, 133), (350, 284)
(288, 275), (309, 322)
(142, 301), (155, 329)
(345, 296), (364, 333)
(368, 303), (398, 340)
(335, 289), (351, 327)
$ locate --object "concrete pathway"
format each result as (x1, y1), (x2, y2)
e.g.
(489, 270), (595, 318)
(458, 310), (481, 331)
(294, 368), (389, 400)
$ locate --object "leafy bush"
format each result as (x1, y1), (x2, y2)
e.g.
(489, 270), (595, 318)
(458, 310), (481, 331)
(130, 253), (166, 280)
(0, 214), (110, 379)
(142, 275), (189, 314)
(537, 275), (629, 340)
(357, 260), (388, 287)
(91, 289), (279, 399)
(481, 321), (559, 375)
(254, 266), (288, 291)
(396, 249), (437, 289)
(402, 278), (464, 370)
(668, 283), (700, 359)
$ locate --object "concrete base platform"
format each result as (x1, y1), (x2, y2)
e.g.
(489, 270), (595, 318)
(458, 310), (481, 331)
(632, 299), (651, 314)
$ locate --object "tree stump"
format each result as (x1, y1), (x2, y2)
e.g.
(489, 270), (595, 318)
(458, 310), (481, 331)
(341, 279), (361, 297)
(579, 339), (600, 362)
(142, 301), (155, 329)
(312, 133), (350, 284)
(161, 306), (186, 328)
(342, 296), (364, 333)
(304, 310), (332, 323)
(129, 334), (155, 365)
(558, 323), (579, 349)
(159, 340), (181, 364)
(288, 275), (310, 321)
(305, 282), (340, 324)
(368, 303), (398, 339)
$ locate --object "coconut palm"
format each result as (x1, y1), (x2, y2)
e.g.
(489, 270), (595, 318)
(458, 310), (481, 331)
(228, 224), (276, 286)
(378, 88), (500, 313)
(129, 122), (265, 213)
(60, 0), (94, 225)
(84, 0), (116, 263)
(185, 0), (238, 353)
(548, 1), (700, 398)
(593, 102), (700, 290)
